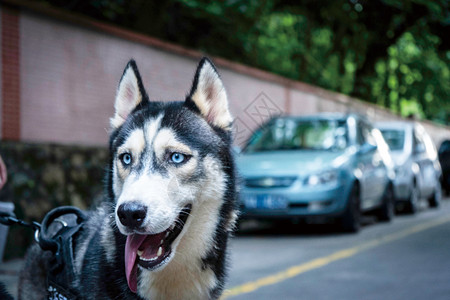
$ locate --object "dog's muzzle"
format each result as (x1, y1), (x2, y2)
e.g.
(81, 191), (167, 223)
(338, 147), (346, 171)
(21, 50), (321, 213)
(122, 204), (192, 293)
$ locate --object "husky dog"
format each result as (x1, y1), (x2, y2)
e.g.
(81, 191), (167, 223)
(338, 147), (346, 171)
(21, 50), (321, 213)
(19, 58), (238, 299)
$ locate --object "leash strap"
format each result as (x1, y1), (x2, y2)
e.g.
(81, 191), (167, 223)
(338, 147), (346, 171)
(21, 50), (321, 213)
(0, 211), (41, 234)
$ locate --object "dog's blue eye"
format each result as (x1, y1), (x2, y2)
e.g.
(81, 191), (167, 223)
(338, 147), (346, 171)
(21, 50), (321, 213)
(171, 153), (185, 164)
(121, 153), (132, 165)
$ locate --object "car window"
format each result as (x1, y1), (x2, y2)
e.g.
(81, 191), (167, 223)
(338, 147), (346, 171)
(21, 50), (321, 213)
(365, 126), (377, 146)
(358, 121), (376, 146)
(245, 118), (348, 152)
(419, 127), (437, 158)
(356, 121), (366, 145)
(413, 129), (426, 154)
(380, 129), (405, 151)
(373, 128), (394, 166)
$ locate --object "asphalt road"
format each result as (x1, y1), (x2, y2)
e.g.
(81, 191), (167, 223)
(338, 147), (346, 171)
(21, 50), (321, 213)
(223, 197), (450, 300)
(1, 198), (449, 299)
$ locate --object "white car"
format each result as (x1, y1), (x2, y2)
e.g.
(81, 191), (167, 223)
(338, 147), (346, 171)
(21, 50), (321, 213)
(377, 121), (442, 213)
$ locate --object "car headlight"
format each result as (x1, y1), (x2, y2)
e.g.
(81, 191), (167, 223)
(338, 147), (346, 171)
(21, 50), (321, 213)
(304, 170), (339, 186)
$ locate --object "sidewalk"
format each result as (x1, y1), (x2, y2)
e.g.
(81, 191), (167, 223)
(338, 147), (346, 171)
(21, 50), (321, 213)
(0, 258), (23, 298)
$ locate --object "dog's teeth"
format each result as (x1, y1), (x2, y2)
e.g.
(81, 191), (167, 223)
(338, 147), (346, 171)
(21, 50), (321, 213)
(165, 231), (170, 238)
(157, 247), (162, 257)
(160, 239), (164, 245)
(137, 250), (143, 257)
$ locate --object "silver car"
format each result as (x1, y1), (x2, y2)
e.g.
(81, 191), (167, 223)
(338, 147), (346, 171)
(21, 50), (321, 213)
(377, 121), (442, 213)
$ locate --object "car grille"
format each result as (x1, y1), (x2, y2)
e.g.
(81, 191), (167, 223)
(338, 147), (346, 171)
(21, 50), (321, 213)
(245, 176), (297, 188)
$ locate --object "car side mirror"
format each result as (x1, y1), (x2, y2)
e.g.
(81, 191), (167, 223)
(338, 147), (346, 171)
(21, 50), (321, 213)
(358, 143), (377, 155)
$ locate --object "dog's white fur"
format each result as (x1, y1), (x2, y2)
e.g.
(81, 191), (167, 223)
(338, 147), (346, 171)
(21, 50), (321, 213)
(111, 65), (143, 129)
(190, 62), (233, 130)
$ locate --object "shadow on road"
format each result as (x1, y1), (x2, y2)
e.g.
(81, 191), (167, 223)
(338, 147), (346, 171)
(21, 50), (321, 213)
(237, 222), (340, 237)
(235, 215), (378, 237)
(236, 200), (439, 238)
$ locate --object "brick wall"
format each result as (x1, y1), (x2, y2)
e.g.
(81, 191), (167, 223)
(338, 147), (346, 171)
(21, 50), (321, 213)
(0, 8), (2, 137)
(0, 1), (449, 147)
(1, 6), (20, 140)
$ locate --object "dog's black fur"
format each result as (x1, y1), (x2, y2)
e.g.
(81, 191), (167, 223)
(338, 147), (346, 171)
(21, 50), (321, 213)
(0, 282), (13, 300)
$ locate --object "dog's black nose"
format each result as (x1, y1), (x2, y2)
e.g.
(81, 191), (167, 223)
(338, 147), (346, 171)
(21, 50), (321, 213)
(117, 202), (147, 229)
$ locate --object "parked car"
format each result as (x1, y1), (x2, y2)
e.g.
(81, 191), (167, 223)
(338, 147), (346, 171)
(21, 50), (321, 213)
(377, 121), (442, 213)
(438, 140), (450, 195)
(237, 114), (395, 232)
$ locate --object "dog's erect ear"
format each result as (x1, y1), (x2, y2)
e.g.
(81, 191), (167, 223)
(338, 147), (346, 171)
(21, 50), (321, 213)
(110, 60), (147, 129)
(186, 57), (232, 130)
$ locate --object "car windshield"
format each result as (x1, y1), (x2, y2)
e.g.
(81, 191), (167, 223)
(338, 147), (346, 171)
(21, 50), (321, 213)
(380, 129), (405, 151)
(245, 118), (348, 153)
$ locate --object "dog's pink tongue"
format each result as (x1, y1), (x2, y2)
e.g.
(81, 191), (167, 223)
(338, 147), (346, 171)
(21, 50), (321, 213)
(125, 234), (147, 293)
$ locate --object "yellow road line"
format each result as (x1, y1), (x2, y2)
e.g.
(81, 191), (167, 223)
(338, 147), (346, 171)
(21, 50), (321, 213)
(221, 215), (450, 299)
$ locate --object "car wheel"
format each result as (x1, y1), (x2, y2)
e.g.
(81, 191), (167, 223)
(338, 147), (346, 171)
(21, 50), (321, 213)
(428, 180), (442, 208)
(378, 184), (394, 222)
(405, 182), (419, 214)
(340, 184), (361, 233)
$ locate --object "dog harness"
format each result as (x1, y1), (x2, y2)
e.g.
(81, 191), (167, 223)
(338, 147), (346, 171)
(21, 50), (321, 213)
(39, 206), (87, 300)
(1, 206), (87, 300)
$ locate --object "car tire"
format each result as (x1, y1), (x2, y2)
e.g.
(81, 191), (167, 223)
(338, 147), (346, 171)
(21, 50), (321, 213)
(405, 182), (419, 214)
(340, 184), (361, 233)
(428, 181), (442, 208)
(377, 184), (394, 222)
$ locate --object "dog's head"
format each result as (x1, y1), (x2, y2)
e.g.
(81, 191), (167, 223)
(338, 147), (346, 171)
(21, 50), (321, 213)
(108, 58), (235, 293)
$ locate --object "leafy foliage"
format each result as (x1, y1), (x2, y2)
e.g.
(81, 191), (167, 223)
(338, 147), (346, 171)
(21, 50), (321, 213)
(39, 0), (450, 124)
